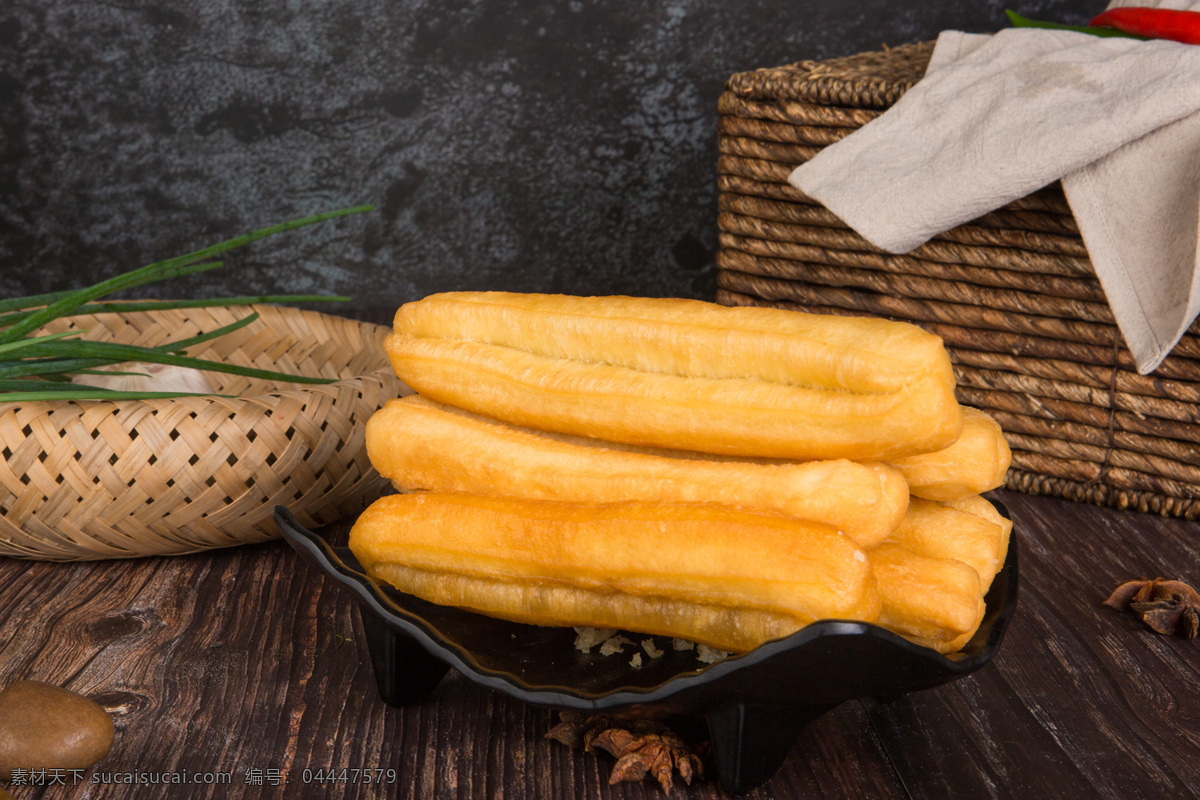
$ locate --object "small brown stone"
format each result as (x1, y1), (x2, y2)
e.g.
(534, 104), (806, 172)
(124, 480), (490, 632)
(0, 680), (115, 781)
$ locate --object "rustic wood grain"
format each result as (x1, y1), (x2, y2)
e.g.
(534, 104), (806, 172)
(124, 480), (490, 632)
(1, 489), (1198, 799)
(864, 491), (1200, 800)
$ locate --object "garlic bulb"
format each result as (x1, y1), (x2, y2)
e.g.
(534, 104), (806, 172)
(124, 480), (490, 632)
(72, 362), (216, 394)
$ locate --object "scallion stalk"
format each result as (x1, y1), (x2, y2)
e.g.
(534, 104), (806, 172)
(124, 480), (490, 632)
(0, 206), (372, 402)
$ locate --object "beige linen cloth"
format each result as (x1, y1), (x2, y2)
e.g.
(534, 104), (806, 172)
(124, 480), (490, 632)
(790, 0), (1200, 374)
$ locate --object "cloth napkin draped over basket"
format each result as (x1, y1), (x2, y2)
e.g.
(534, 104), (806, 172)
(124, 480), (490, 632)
(791, 0), (1200, 375)
(715, 12), (1200, 519)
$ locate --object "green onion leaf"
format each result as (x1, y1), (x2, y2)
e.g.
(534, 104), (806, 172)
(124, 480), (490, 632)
(1005, 10), (1151, 38)
(0, 205), (370, 345)
(0, 261), (228, 316)
(0, 348), (337, 385)
(0, 330), (83, 357)
(0, 388), (233, 402)
(0, 206), (372, 400)
(0, 294), (350, 330)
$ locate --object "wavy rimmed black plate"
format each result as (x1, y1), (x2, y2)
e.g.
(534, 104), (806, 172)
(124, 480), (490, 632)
(275, 504), (1018, 794)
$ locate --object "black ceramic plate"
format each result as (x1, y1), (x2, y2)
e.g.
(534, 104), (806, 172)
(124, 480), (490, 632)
(275, 504), (1019, 794)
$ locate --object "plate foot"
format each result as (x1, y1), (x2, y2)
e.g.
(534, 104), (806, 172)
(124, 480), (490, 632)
(360, 608), (450, 706)
(706, 701), (836, 794)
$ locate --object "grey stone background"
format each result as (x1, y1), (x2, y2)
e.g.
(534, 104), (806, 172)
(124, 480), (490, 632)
(1, 0), (1097, 319)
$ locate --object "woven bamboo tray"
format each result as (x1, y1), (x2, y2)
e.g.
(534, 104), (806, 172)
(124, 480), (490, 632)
(0, 304), (407, 560)
(717, 42), (1200, 519)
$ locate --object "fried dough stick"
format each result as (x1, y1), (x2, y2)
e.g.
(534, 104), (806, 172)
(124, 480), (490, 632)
(943, 494), (1014, 566)
(868, 543), (986, 654)
(385, 292), (962, 461)
(349, 492), (882, 653)
(883, 497), (1007, 593)
(366, 395), (909, 547)
(890, 407), (1011, 501)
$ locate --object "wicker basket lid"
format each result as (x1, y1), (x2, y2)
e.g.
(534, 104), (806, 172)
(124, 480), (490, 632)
(725, 41), (934, 109)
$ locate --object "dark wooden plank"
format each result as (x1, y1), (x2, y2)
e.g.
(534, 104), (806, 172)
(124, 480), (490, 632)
(866, 489), (1200, 800)
(0, 528), (906, 799)
(6, 489), (1196, 798)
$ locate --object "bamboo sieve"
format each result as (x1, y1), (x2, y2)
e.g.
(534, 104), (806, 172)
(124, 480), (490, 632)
(0, 303), (406, 560)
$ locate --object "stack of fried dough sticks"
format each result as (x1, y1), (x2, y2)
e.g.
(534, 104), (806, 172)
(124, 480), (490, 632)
(349, 292), (1012, 655)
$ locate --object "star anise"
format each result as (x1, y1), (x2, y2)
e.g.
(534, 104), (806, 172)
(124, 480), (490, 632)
(546, 711), (704, 792)
(1103, 577), (1200, 639)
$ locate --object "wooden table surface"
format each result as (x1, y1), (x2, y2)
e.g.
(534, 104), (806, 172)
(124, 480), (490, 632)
(1, 487), (1198, 799)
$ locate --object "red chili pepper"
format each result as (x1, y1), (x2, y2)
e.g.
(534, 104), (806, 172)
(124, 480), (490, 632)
(1089, 6), (1200, 44)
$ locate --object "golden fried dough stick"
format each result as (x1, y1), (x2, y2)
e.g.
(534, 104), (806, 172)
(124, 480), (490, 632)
(349, 492), (882, 653)
(385, 292), (962, 461)
(889, 407), (1011, 501)
(867, 543), (986, 654)
(942, 494), (1013, 565)
(885, 497), (1006, 592)
(366, 395), (909, 547)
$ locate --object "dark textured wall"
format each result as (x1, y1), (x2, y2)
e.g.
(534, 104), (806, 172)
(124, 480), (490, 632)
(1, 0), (1097, 318)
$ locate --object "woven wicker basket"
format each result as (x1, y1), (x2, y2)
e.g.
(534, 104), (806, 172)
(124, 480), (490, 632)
(0, 304), (406, 560)
(717, 42), (1200, 519)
